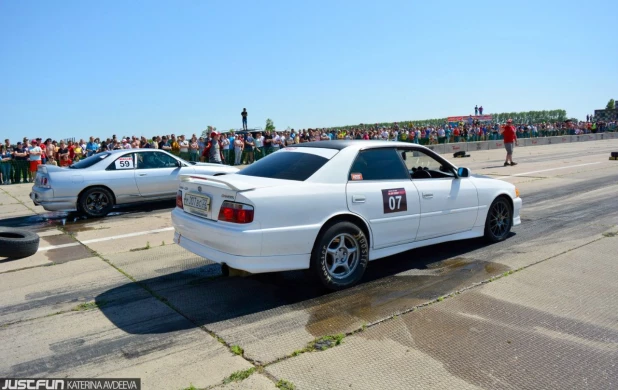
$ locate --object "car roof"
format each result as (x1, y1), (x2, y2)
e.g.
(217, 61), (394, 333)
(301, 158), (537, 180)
(102, 148), (172, 155)
(293, 140), (433, 152)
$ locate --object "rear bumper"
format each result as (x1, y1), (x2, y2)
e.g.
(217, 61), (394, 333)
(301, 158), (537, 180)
(173, 231), (309, 273)
(30, 187), (77, 211)
(171, 208), (310, 273)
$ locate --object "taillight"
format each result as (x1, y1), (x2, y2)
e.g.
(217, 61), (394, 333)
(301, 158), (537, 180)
(37, 176), (51, 188)
(176, 190), (183, 209)
(218, 201), (254, 223)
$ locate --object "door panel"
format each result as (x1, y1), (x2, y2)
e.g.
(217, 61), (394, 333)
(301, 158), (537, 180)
(347, 181), (421, 248)
(104, 153), (139, 204)
(135, 152), (183, 197)
(397, 147), (479, 241)
(344, 148), (421, 249)
(413, 178), (478, 240)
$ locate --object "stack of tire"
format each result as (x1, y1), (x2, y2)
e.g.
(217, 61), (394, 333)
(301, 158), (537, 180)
(0, 228), (40, 259)
(610, 152), (618, 161)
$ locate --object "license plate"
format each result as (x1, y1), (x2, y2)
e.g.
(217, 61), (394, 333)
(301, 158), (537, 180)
(184, 193), (210, 212)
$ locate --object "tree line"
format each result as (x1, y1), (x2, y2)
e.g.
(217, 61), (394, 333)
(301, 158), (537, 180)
(329, 109), (569, 130)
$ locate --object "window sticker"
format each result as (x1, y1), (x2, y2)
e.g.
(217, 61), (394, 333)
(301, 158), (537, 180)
(350, 173), (363, 181)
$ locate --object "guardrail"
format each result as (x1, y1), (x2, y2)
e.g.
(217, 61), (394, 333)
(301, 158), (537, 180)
(423, 132), (618, 155)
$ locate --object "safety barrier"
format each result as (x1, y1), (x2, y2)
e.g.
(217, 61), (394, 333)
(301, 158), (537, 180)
(429, 132), (617, 156)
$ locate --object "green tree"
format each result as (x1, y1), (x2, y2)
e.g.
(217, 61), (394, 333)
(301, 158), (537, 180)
(607, 99), (616, 110)
(265, 118), (275, 132)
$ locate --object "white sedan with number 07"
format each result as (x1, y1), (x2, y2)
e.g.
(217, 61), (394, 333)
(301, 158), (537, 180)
(172, 140), (522, 290)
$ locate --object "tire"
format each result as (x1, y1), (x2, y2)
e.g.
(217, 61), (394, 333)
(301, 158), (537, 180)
(78, 187), (114, 218)
(611, 152), (618, 158)
(0, 228), (40, 259)
(484, 196), (513, 243)
(310, 221), (369, 290)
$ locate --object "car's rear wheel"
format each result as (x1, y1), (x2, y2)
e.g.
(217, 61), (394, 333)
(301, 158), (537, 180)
(484, 196), (513, 243)
(79, 187), (114, 218)
(310, 221), (369, 290)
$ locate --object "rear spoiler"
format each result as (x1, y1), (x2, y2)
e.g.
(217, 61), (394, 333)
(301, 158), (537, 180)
(180, 174), (255, 191)
(37, 164), (65, 173)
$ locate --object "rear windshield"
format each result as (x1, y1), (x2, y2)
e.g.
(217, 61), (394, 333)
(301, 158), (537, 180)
(238, 151), (328, 181)
(68, 153), (111, 169)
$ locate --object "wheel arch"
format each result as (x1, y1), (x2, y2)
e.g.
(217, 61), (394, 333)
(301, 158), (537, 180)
(77, 185), (117, 206)
(495, 193), (514, 213)
(312, 213), (372, 253)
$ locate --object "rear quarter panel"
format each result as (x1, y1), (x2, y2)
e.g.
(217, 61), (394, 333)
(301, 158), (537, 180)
(236, 182), (356, 257)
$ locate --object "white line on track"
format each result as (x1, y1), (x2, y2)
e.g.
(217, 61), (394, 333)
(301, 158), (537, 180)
(495, 162), (602, 180)
(37, 227), (175, 252)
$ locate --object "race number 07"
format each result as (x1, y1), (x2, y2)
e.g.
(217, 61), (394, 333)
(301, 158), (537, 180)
(388, 195), (402, 211)
(382, 188), (407, 214)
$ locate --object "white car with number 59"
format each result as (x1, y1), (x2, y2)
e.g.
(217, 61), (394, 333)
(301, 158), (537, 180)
(172, 140), (522, 290)
(30, 149), (238, 217)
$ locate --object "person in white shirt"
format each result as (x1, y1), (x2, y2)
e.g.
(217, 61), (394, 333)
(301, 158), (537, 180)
(438, 128), (446, 143)
(272, 133), (281, 150)
(220, 134), (230, 163)
(254, 132), (264, 160)
(233, 135), (244, 165)
(178, 135), (190, 160)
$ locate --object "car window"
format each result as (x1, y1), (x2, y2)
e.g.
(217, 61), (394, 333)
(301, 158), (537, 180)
(69, 153), (111, 169)
(237, 150), (328, 181)
(136, 152), (178, 169)
(348, 148), (409, 181)
(398, 149), (456, 179)
(106, 153), (135, 171)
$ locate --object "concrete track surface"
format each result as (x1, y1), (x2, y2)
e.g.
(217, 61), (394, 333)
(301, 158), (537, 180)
(1, 139), (617, 390)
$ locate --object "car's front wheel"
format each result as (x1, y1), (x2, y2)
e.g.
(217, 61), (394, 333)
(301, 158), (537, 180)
(484, 196), (513, 243)
(310, 221), (369, 290)
(78, 187), (114, 218)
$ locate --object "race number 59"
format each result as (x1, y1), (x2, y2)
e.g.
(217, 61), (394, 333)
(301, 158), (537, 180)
(382, 188), (407, 214)
(115, 157), (134, 169)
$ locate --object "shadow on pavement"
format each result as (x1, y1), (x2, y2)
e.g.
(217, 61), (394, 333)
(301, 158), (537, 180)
(96, 233), (515, 336)
(0, 200), (176, 229)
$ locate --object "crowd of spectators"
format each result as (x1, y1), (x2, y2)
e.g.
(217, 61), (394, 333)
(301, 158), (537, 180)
(1, 120), (616, 184)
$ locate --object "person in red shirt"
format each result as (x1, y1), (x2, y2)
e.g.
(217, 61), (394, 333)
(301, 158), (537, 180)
(200, 132), (225, 164)
(500, 119), (518, 166)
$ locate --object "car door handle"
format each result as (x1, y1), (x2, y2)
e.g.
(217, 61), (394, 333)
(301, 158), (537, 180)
(352, 195), (366, 203)
(422, 193), (433, 199)
(139, 173), (147, 176)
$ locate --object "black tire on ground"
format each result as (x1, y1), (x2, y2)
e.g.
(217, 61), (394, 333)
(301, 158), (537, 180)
(611, 152), (618, 158)
(0, 228), (40, 259)
(78, 187), (114, 218)
(484, 196), (513, 243)
(310, 221), (369, 290)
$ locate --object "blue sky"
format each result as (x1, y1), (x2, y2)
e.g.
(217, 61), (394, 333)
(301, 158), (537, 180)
(1, 0), (616, 142)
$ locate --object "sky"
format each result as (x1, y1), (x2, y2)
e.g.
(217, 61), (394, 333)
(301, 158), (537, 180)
(1, 0), (617, 142)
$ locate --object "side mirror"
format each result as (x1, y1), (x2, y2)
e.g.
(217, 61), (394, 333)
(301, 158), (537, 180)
(176, 160), (183, 168)
(457, 167), (470, 178)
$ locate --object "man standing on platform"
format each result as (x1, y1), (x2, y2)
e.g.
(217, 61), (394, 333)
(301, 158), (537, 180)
(241, 108), (248, 130)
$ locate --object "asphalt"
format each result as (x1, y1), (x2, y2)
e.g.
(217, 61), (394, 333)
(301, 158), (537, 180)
(0, 139), (617, 389)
